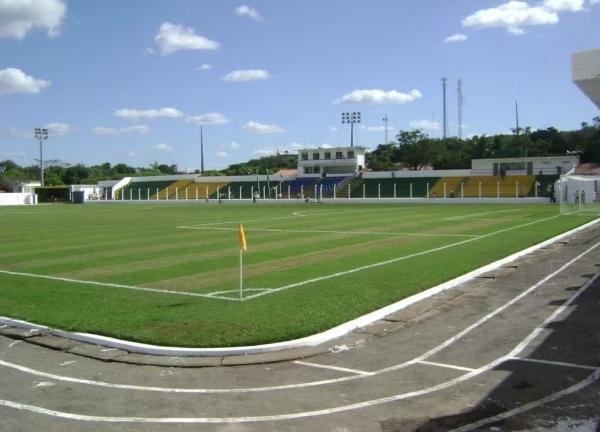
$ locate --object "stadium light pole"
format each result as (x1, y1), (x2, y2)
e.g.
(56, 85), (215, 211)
(341, 112), (361, 148)
(34, 128), (49, 187)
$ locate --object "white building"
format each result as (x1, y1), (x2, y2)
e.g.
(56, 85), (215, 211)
(471, 156), (579, 176)
(572, 48), (600, 109)
(297, 146), (366, 176)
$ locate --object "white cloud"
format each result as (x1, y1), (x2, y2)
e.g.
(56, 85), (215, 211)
(222, 69), (270, 82)
(409, 119), (441, 130)
(333, 89), (422, 105)
(45, 122), (71, 135)
(228, 141), (241, 150)
(243, 121), (284, 134)
(114, 107), (183, 120)
(186, 112), (229, 125)
(252, 148), (276, 157)
(92, 125), (151, 135)
(362, 125), (395, 132)
(216, 151), (228, 159)
(153, 143), (174, 152)
(443, 33), (469, 43)
(235, 5), (263, 21)
(6, 128), (32, 139)
(320, 144), (333, 149)
(462, 1), (559, 34)
(195, 64), (212, 71)
(0, 0), (66, 40)
(154, 22), (220, 55)
(0, 68), (50, 95)
(288, 142), (304, 150)
(543, 0), (584, 11)
(1, 151), (26, 158)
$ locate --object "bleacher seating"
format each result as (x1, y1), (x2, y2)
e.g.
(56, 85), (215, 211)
(429, 177), (467, 198)
(282, 178), (317, 198)
(118, 181), (176, 200)
(314, 175), (353, 198)
(461, 175), (536, 198)
(220, 181), (264, 199)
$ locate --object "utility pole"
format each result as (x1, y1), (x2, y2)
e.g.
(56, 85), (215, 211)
(442, 78), (448, 139)
(200, 124), (205, 176)
(382, 114), (389, 144)
(458, 79), (464, 140)
(34, 128), (48, 187)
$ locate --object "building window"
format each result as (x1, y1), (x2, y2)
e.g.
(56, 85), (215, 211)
(301, 152), (308, 161)
(336, 152), (343, 159)
(324, 152), (331, 160)
(348, 151), (355, 159)
(313, 152), (320, 160)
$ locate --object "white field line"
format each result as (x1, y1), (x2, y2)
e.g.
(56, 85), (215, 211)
(510, 357), (598, 371)
(0, 269), (238, 302)
(448, 369), (600, 432)
(1, 241), (598, 395)
(293, 360), (375, 376)
(416, 360), (476, 372)
(444, 209), (520, 221)
(184, 207), (440, 228)
(242, 215), (562, 300)
(178, 226), (477, 238)
(0, 270), (597, 423)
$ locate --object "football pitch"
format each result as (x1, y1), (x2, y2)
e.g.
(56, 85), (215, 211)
(0, 202), (597, 347)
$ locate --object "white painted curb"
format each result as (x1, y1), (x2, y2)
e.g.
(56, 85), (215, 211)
(2, 217), (598, 357)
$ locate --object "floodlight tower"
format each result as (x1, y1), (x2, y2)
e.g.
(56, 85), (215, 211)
(458, 79), (464, 140)
(442, 78), (448, 139)
(341, 112), (361, 147)
(34, 128), (49, 186)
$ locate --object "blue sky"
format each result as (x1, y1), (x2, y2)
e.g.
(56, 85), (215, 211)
(1, 0), (599, 171)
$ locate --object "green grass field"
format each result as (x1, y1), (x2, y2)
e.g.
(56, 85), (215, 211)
(0, 202), (596, 347)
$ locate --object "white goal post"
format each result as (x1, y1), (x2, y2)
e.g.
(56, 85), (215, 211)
(557, 174), (600, 215)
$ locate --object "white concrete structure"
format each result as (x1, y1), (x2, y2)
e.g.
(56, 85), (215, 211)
(297, 146), (366, 176)
(0, 193), (37, 205)
(471, 156), (579, 176)
(572, 48), (600, 109)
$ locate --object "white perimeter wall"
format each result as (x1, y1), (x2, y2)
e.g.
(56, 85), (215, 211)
(363, 170), (470, 179)
(0, 193), (37, 205)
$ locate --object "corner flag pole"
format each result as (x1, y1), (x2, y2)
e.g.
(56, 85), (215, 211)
(238, 224), (247, 301)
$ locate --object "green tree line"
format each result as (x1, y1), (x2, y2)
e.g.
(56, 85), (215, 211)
(367, 118), (600, 171)
(1, 119), (598, 190)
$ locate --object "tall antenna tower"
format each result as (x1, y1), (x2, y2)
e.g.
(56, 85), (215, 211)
(382, 114), (389, 144)
(442, 77), (448, 139)
(458, 79), (464, 140)
(515, 101), (520, 136)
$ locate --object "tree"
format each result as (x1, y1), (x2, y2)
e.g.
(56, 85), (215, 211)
(62, 164), (91, 184)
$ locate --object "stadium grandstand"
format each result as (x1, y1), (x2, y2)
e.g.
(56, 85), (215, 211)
(82, 153), (579, 204)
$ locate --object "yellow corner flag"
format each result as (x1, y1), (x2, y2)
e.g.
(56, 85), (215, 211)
(238, 224), (247, 251)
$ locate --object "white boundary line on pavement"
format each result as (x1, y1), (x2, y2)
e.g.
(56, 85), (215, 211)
(0, 270), (598, 423)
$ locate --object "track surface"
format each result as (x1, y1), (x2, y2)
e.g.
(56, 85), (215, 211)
(1, 223), (599, 432)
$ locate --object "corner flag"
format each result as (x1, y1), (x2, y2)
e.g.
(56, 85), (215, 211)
(238, 224), (247, 301)
(238, 224), (247, 251)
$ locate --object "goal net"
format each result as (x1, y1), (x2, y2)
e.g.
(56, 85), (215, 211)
(557, 174), (600, 215)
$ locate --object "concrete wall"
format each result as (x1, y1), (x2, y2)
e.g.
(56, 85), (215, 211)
(363, 170), (470, 179)
(0, 193), (37, 205)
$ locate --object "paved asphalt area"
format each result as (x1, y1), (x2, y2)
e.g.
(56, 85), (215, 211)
(1, 223), (599, 432)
